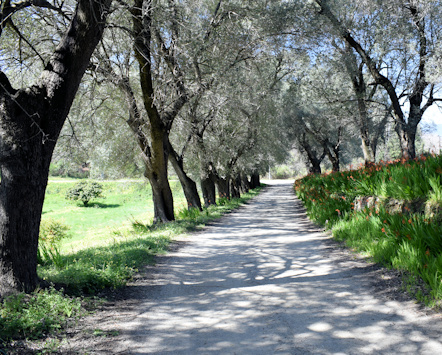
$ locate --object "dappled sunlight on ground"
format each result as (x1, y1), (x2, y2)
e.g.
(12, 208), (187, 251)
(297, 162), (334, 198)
(82, 182), (442, 354)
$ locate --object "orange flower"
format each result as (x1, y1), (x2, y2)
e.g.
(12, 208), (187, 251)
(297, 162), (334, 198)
(426, 249), (430, 256)
(408, 219), (412, 224)
(381, 227), (386, 233)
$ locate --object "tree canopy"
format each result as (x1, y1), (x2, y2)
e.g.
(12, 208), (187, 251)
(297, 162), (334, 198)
(1, 0), (441, 293)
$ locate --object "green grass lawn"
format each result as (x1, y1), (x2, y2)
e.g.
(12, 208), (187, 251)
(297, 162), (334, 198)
(43, 178), (187, 253)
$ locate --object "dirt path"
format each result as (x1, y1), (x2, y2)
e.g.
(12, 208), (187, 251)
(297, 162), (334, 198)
(61, 182), (441, 354)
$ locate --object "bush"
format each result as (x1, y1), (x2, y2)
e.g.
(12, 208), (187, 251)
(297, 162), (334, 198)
(65, 181), (104, 206)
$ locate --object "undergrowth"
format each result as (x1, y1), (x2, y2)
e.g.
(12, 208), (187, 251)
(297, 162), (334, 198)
(295, 154), (442, 307)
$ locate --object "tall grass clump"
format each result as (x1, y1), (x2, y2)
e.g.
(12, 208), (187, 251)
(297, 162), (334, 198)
(295, 154), (442, 307)
(38, 218), (71, 268)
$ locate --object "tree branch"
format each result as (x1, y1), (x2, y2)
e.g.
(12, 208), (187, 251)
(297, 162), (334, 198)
(8, 18), (46, 66)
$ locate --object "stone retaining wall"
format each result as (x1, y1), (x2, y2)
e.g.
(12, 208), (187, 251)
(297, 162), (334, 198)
(354, 195), (441, 221)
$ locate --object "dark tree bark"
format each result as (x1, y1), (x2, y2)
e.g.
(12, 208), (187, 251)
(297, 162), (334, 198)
(110, 71), (174, 223)
(0, 0), (112, 295)
(240, 174), (250, 194)
(167, 138), (202, 210)
(338, 43), (376, 165)
(322, 128), (342, 172)
(250, 172), (261, 188)
(201, 175), (216, 207)
(132, 0), (174, 223)
(215, 177), (230, 200)
(298, 133), (326, 174)
(230, 175), (241, 199)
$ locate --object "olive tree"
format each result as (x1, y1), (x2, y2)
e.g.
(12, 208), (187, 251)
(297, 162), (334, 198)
(0, 0), (113, 294)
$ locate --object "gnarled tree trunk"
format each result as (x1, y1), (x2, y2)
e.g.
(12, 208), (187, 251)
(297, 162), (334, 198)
(201, 176), (216, 207)
(250, 172), (261, 189)
(167, 139), (202, 210)
(0, 0), (112, 294)
(215, 177), (230, 200)
(132, 0), (175, 223)
(240, 174), (250, 194)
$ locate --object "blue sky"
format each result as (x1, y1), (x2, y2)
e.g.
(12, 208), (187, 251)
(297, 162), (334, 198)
(422, 105), (442, 135)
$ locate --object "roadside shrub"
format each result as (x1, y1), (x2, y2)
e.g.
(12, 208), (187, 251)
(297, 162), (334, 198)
(65, 181), (104, 206)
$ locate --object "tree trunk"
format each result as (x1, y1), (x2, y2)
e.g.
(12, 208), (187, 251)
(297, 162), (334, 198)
(0, 132), (52, 294)
(240, 174), (250, 194)
(167, 140), (202, 210)
(328, 151), (340, 172)
(341, 42), (376, 165)
(132, 0), (175, 223)
(215, 177), (230, 200)
(397, 103), (421, 160)
(357, 108), (375, 165)
(142, 134), (174, 223)
(201, 176), (216, 207)
(230, 175), (241, 199)
(250, 172), (261, 188)
(298, 133), (326, 174)
(0, 0), (112, 294)
(324, 137), (341, 172)
(145, 168), (175, 223)
(317, 0), (430, 161)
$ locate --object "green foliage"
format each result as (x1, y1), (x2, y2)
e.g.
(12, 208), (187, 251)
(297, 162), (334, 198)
(65, 181), (104, 206)
(49, 161), (90, 179)
(271, 164), (296, 179)
(0, 287), (83, 341)
(38, 218), (70, 268)
(295, 154), (442, 307)
(428, 175), (442, 203)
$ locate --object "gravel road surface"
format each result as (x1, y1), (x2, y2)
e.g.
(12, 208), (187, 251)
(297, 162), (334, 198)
(76, 181), (442, 354)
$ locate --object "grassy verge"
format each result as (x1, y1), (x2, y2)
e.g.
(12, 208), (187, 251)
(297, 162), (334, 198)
(295, 154), (442, 307)
(43, 179), (186, 253)
(0, 181), (262, 349)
